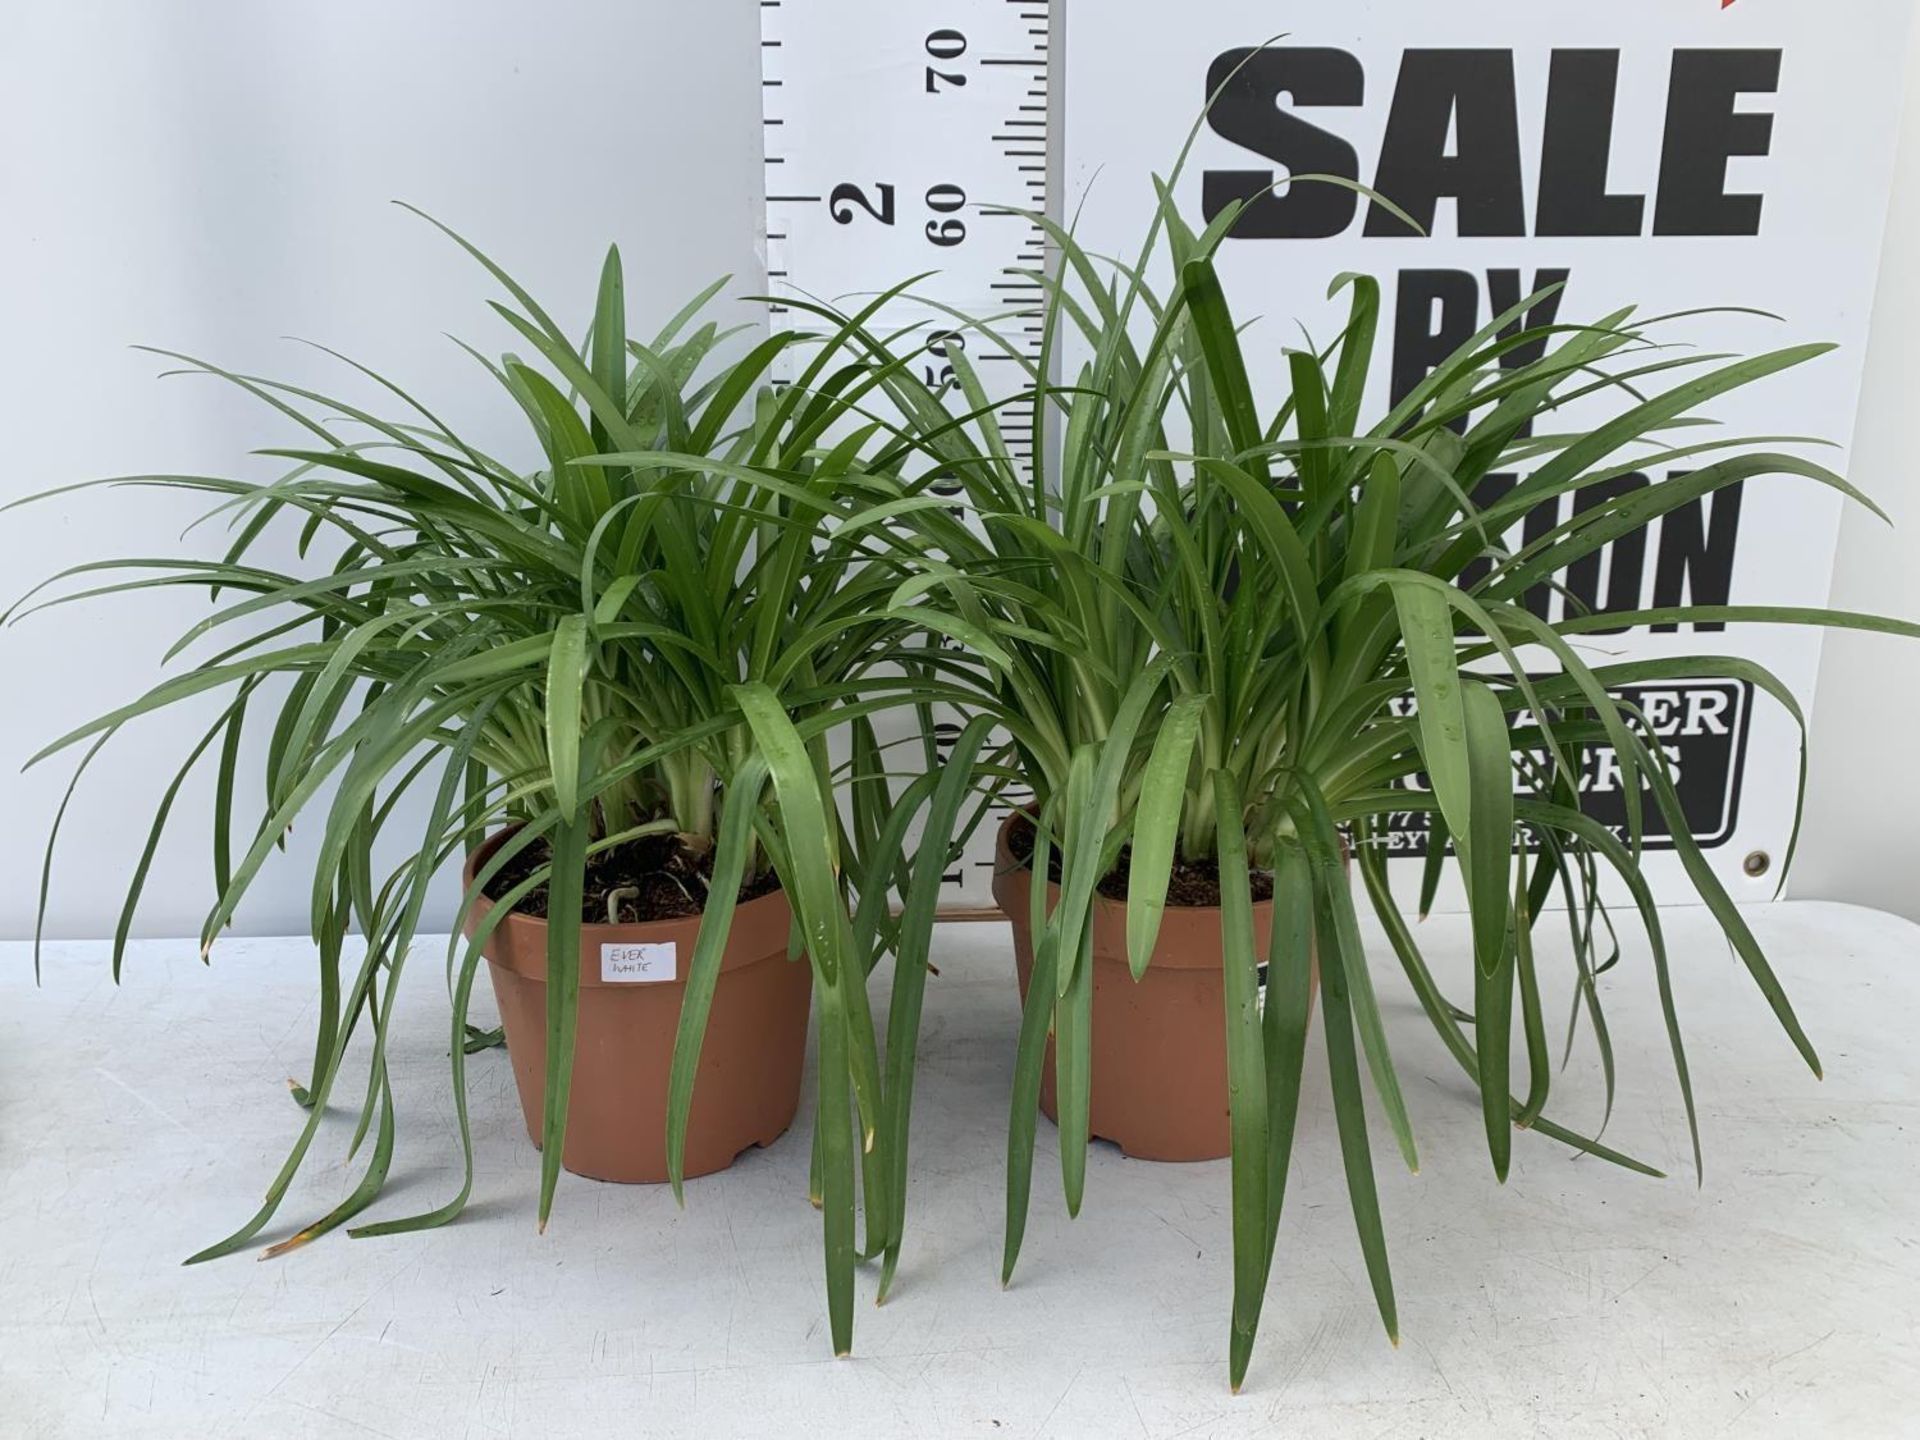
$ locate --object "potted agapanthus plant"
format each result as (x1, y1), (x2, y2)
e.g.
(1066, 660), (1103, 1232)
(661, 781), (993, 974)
(844, 180), (1920, 1389)
(8, 215), (982, 1357)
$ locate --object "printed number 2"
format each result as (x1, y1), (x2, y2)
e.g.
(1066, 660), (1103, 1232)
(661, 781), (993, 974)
(830, 182), (895, 225)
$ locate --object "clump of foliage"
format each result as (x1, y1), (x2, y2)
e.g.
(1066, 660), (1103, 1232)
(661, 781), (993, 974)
(832, 174), (1918, 1387)
(9, 217), (991, 1356)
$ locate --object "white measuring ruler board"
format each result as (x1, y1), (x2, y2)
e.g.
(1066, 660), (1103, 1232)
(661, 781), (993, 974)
(760, 0), (1054, 909)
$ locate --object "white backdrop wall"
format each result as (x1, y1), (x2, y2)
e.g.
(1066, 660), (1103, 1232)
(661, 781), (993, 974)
(1794, 13), (1920, 919)
(0, 1), (769, 939)
(1, 1), (1916, 939)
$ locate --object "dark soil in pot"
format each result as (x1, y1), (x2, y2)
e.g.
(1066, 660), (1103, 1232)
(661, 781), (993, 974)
(483, 830), (781, 922)
(1004, 812), (1274, 905)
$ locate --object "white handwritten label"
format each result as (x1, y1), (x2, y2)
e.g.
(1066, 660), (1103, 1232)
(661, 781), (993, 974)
(600, 941), (677, 984)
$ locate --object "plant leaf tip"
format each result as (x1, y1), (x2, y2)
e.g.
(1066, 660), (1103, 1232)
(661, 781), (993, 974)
(261, 1231), (312, 1260)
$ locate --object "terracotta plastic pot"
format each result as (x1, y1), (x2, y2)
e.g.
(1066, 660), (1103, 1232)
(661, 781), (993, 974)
(465, 830), (811, 1184)
(991, 813), (1314, 1162)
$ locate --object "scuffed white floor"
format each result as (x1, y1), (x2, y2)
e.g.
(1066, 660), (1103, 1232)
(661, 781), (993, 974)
(4, 902), (1918, 1438)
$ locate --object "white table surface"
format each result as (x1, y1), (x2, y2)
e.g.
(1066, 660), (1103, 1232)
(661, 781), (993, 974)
(5, 902), (1918, 1439)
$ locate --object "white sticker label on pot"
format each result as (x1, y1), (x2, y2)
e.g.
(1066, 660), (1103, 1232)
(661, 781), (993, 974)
(600, 941), (676, 984)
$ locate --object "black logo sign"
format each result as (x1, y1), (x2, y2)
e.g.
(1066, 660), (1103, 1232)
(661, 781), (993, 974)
(1378, 678), (1754, 855)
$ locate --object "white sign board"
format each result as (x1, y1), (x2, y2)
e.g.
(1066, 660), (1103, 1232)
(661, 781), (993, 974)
(1062, 0), (1911, 906)
(765, 1), (1911, 909)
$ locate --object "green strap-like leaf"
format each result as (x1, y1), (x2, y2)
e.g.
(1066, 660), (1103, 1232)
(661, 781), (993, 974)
(1512, 854), (1551, 1128)
(1053, 745), (1098, 1215)
(545, 615), (589, 819)
(1459, 679), (1514, 980)
(1473, 917), (1516, 1183)
(1638, 737), (1822, 1079)
(814, 972), (857, 1357)
(665, 756), (770, 1201)
(1355, 828), (1663, 1177)
(1125, 693), (1207, 977)
(1289, 779), (1418, 1173)
(1391, 581), (1470, 845)
(731, 681), (884, 1355)
(536, 812), (589, 1231)
(1003, 802), (1058, 1287)
(1181, 257), (1268, 483)
(877, 715), (995, 1300)
(1460, 678), (1516, 1179)
(1262, 838), (1316, 1265)
(1314, 868), (1399, 1346)
(1213, 770), (1271, 1392)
